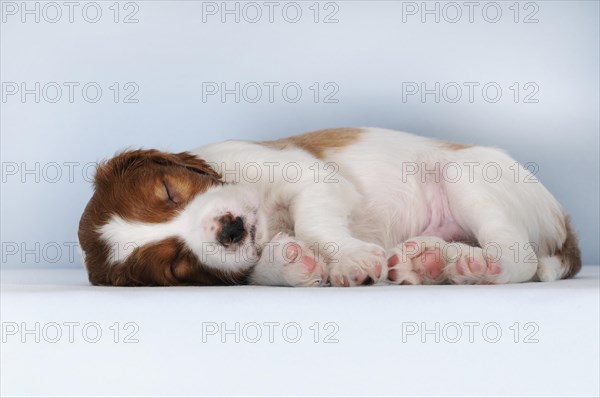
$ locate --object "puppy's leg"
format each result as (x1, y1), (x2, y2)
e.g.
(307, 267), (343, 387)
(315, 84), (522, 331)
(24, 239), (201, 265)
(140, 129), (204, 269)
(452, 223), (538, 284)
(249, 232), (328, 287)
(443, 195), (539, 284)
(443, 241), (506, 285)
(291, 182), (388, 287)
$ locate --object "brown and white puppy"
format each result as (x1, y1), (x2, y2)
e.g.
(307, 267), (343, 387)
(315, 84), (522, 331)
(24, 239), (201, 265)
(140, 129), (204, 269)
(78, 128), (581, 287)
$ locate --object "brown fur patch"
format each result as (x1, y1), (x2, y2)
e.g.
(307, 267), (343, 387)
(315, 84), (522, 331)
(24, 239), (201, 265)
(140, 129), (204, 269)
(441, 141), (473, 151)
(261, 127), (363, 159)
(100, 238), (250, 286)
(556, 216), (582, 279)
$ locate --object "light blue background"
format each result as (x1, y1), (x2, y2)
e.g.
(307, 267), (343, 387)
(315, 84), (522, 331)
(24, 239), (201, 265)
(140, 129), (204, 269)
(1, 0), (598, 267)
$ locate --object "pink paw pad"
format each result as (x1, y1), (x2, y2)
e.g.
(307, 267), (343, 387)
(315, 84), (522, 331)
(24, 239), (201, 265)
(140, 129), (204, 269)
(487, 259), (501, 275)
(466, 256), (482, 273)
(451, 252), (502, 284)
(458, 255), (501, 275)
(416, 248), (444, 279)
(405, 242), (444, 280)
(301, 256), (317, 272)
(284, 243), (318, 272)
(387, 254), (400, 281)
(387, 241), (446, 284)
(284, 243), (301, 262)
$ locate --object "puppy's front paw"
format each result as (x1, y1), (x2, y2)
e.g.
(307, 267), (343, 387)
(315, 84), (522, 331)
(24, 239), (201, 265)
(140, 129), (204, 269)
(250, 232), (327, 287)
(329, 243), (387, 287)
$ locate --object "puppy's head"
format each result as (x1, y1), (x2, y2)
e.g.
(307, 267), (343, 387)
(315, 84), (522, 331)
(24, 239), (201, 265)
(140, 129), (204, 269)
(78, 149), (267, 286)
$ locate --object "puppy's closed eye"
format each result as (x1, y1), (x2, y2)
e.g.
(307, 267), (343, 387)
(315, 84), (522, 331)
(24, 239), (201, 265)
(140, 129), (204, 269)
(162, 180), (182, 205)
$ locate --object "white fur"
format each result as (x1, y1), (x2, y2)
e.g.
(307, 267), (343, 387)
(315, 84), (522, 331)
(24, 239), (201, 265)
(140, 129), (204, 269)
(537, 256), (564, 282)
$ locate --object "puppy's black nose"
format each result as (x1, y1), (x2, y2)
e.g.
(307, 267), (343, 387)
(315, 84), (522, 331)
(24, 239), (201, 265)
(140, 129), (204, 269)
(217, 215), (246, 246)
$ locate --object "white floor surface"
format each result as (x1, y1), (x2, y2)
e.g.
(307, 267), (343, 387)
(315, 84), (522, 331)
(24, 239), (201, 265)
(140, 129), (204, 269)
(1, 266), (599, 397)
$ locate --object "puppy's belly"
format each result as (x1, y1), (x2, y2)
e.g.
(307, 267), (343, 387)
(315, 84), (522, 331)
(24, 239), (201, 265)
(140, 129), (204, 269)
(421, 220), (469, 242)
(420, 183), (470, 242)
(351, 182), (470, 247)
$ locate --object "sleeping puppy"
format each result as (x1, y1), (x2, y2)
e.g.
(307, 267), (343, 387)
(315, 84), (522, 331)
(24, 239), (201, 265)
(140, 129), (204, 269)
(78, 127), (581, 287)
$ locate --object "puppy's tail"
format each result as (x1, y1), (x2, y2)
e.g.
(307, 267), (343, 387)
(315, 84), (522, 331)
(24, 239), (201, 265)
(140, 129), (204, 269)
(537, 216), (582, 281)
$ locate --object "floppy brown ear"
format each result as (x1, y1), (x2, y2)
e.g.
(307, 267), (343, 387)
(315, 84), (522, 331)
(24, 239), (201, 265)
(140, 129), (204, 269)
(172, 151), (222, 180)
(94, 149), (221, 188)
